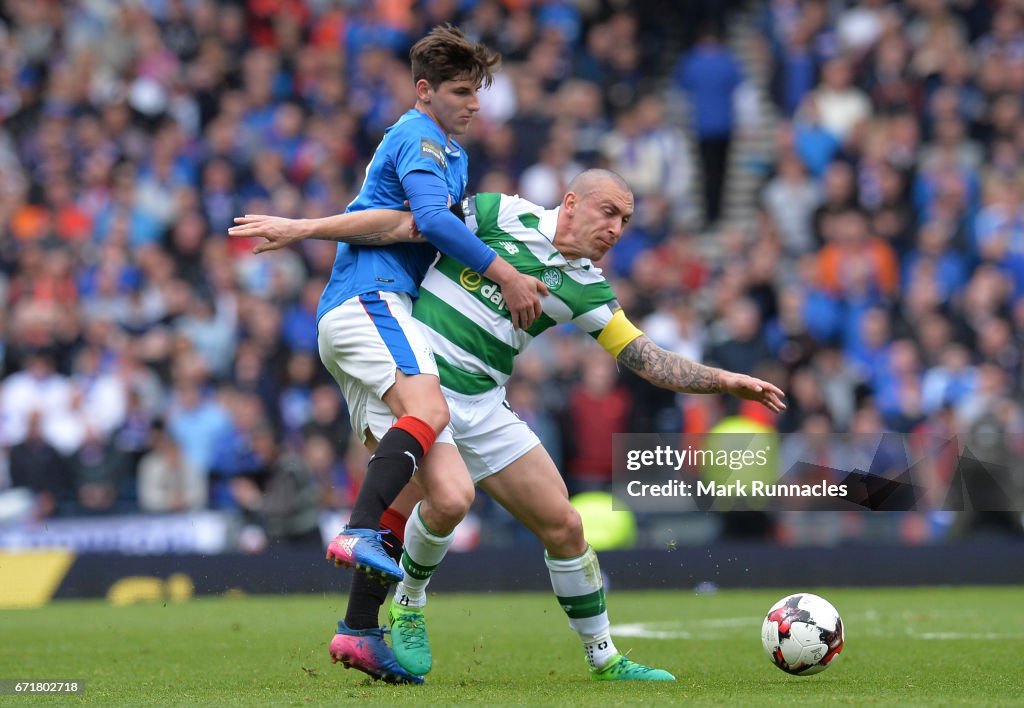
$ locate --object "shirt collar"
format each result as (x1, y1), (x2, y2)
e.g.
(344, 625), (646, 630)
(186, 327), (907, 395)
(410, 108), (463, 156)
(538, 206), (559, 241)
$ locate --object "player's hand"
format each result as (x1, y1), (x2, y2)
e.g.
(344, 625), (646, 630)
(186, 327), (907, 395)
(398, 200), (428, 244)
(228, 215), (305, 254)
(720, 372), (787, 413)
(501, 271), (549, 330)
(396, 212), (426, 243)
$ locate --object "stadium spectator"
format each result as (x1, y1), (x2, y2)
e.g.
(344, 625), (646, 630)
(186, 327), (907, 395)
(815, 208), (899, 301)
(518, 131), (583, 207)
(164, 373), (231, 478)
(0, 348), (73, 451)
(761, 151), (822, 257)
(673, 23), (744, 225)
(7, 410), (69, 519)
(566, 354), (632, 494)
(137, 421), (206, 513)
(601, 94), (694, 228)
(252, 424), (321, 548)
(706, 297), (774, 378)
(812, 57), (873, 145)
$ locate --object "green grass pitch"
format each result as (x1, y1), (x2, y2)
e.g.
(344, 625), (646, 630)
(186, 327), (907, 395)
(3, 587), (1023, 705)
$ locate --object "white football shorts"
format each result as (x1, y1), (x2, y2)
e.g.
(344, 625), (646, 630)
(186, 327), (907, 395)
(363, 384), (540, 484)
(317, 291), (453, 446)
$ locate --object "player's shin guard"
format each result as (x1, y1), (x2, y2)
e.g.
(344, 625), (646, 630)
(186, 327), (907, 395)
(393, 501), (454, 607)
(545, 545), (618, 670)
(348, 417), (435, 530)
(344, 510), (406, 630)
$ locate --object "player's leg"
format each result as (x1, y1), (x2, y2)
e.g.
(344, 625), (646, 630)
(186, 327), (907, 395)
(329, 440), (425, 684)
(476, 447), (618, 663)
(352, 368), (449, 529)
(392, 389), (484, 607)
(478, 445), (674, 681)
(344, 483), (421, 631)
(318, 292), (448, 581)
(388, 441), (475, 675)
(335, 393), (472, 677)
(447, 391), (641, 674)
(433, 390), (619, 669)
(330, 392), (449, 683)
(396, 441), (474, 595)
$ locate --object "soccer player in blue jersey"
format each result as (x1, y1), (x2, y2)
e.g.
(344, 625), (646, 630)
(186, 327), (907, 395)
(235, 26), (547, 588)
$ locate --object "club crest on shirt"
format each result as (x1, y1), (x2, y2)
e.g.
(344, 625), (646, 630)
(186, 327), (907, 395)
(420, 138), (447, 169)
(541, 268), (563, 290)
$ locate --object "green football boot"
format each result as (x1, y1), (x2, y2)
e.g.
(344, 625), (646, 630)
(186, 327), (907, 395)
(590, 654), (676, 681)
(388, 600), (432, 676)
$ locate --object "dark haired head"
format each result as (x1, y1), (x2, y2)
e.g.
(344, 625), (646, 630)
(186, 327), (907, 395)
(409, 24), (501, 89)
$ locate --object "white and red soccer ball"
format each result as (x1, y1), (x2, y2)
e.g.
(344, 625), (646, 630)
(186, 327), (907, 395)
(761, 593), (844, 675)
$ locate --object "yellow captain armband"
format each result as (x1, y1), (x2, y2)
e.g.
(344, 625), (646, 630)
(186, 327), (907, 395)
(596, 308), (644, 358)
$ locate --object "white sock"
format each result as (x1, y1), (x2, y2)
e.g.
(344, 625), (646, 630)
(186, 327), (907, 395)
(393, 501), (454, 609)
(545, 545), (619, 670)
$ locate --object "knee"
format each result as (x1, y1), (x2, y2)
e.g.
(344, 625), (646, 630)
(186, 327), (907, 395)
(414, 399), (450, 435)
(425, 480), (474, 531)
(541, 506), (587, 557)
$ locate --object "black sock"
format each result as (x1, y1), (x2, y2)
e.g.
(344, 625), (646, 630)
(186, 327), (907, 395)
(345, 529), (403, 630)
(349, 428), (424, 530)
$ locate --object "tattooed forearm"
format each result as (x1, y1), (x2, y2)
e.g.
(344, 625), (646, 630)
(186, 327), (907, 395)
(339, 232), (394, 245)
(617, 336), (722, 394)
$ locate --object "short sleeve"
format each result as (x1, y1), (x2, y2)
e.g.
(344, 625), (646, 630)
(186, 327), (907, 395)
(392, 122), (449, 182)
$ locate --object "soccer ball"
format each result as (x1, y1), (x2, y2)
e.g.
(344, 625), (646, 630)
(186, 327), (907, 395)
(761, 593), (844, 675)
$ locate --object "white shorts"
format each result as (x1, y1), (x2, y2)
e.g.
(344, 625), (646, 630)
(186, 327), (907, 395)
(318, 291), (452, 446)
(364, 385), (540, 484)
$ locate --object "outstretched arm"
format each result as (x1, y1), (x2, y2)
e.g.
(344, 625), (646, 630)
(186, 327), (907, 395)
(616, 335), (786, 413)
(228, 210), (419, 254)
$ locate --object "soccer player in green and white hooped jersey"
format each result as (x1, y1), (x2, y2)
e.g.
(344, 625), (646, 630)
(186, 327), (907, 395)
(231, 168), (786, 684)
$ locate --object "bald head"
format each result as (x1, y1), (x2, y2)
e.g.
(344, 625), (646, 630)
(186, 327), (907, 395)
(566, 168), (631, 199)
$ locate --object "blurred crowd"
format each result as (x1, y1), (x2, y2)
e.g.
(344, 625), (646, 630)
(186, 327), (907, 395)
(0, 0), (1021, 546)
